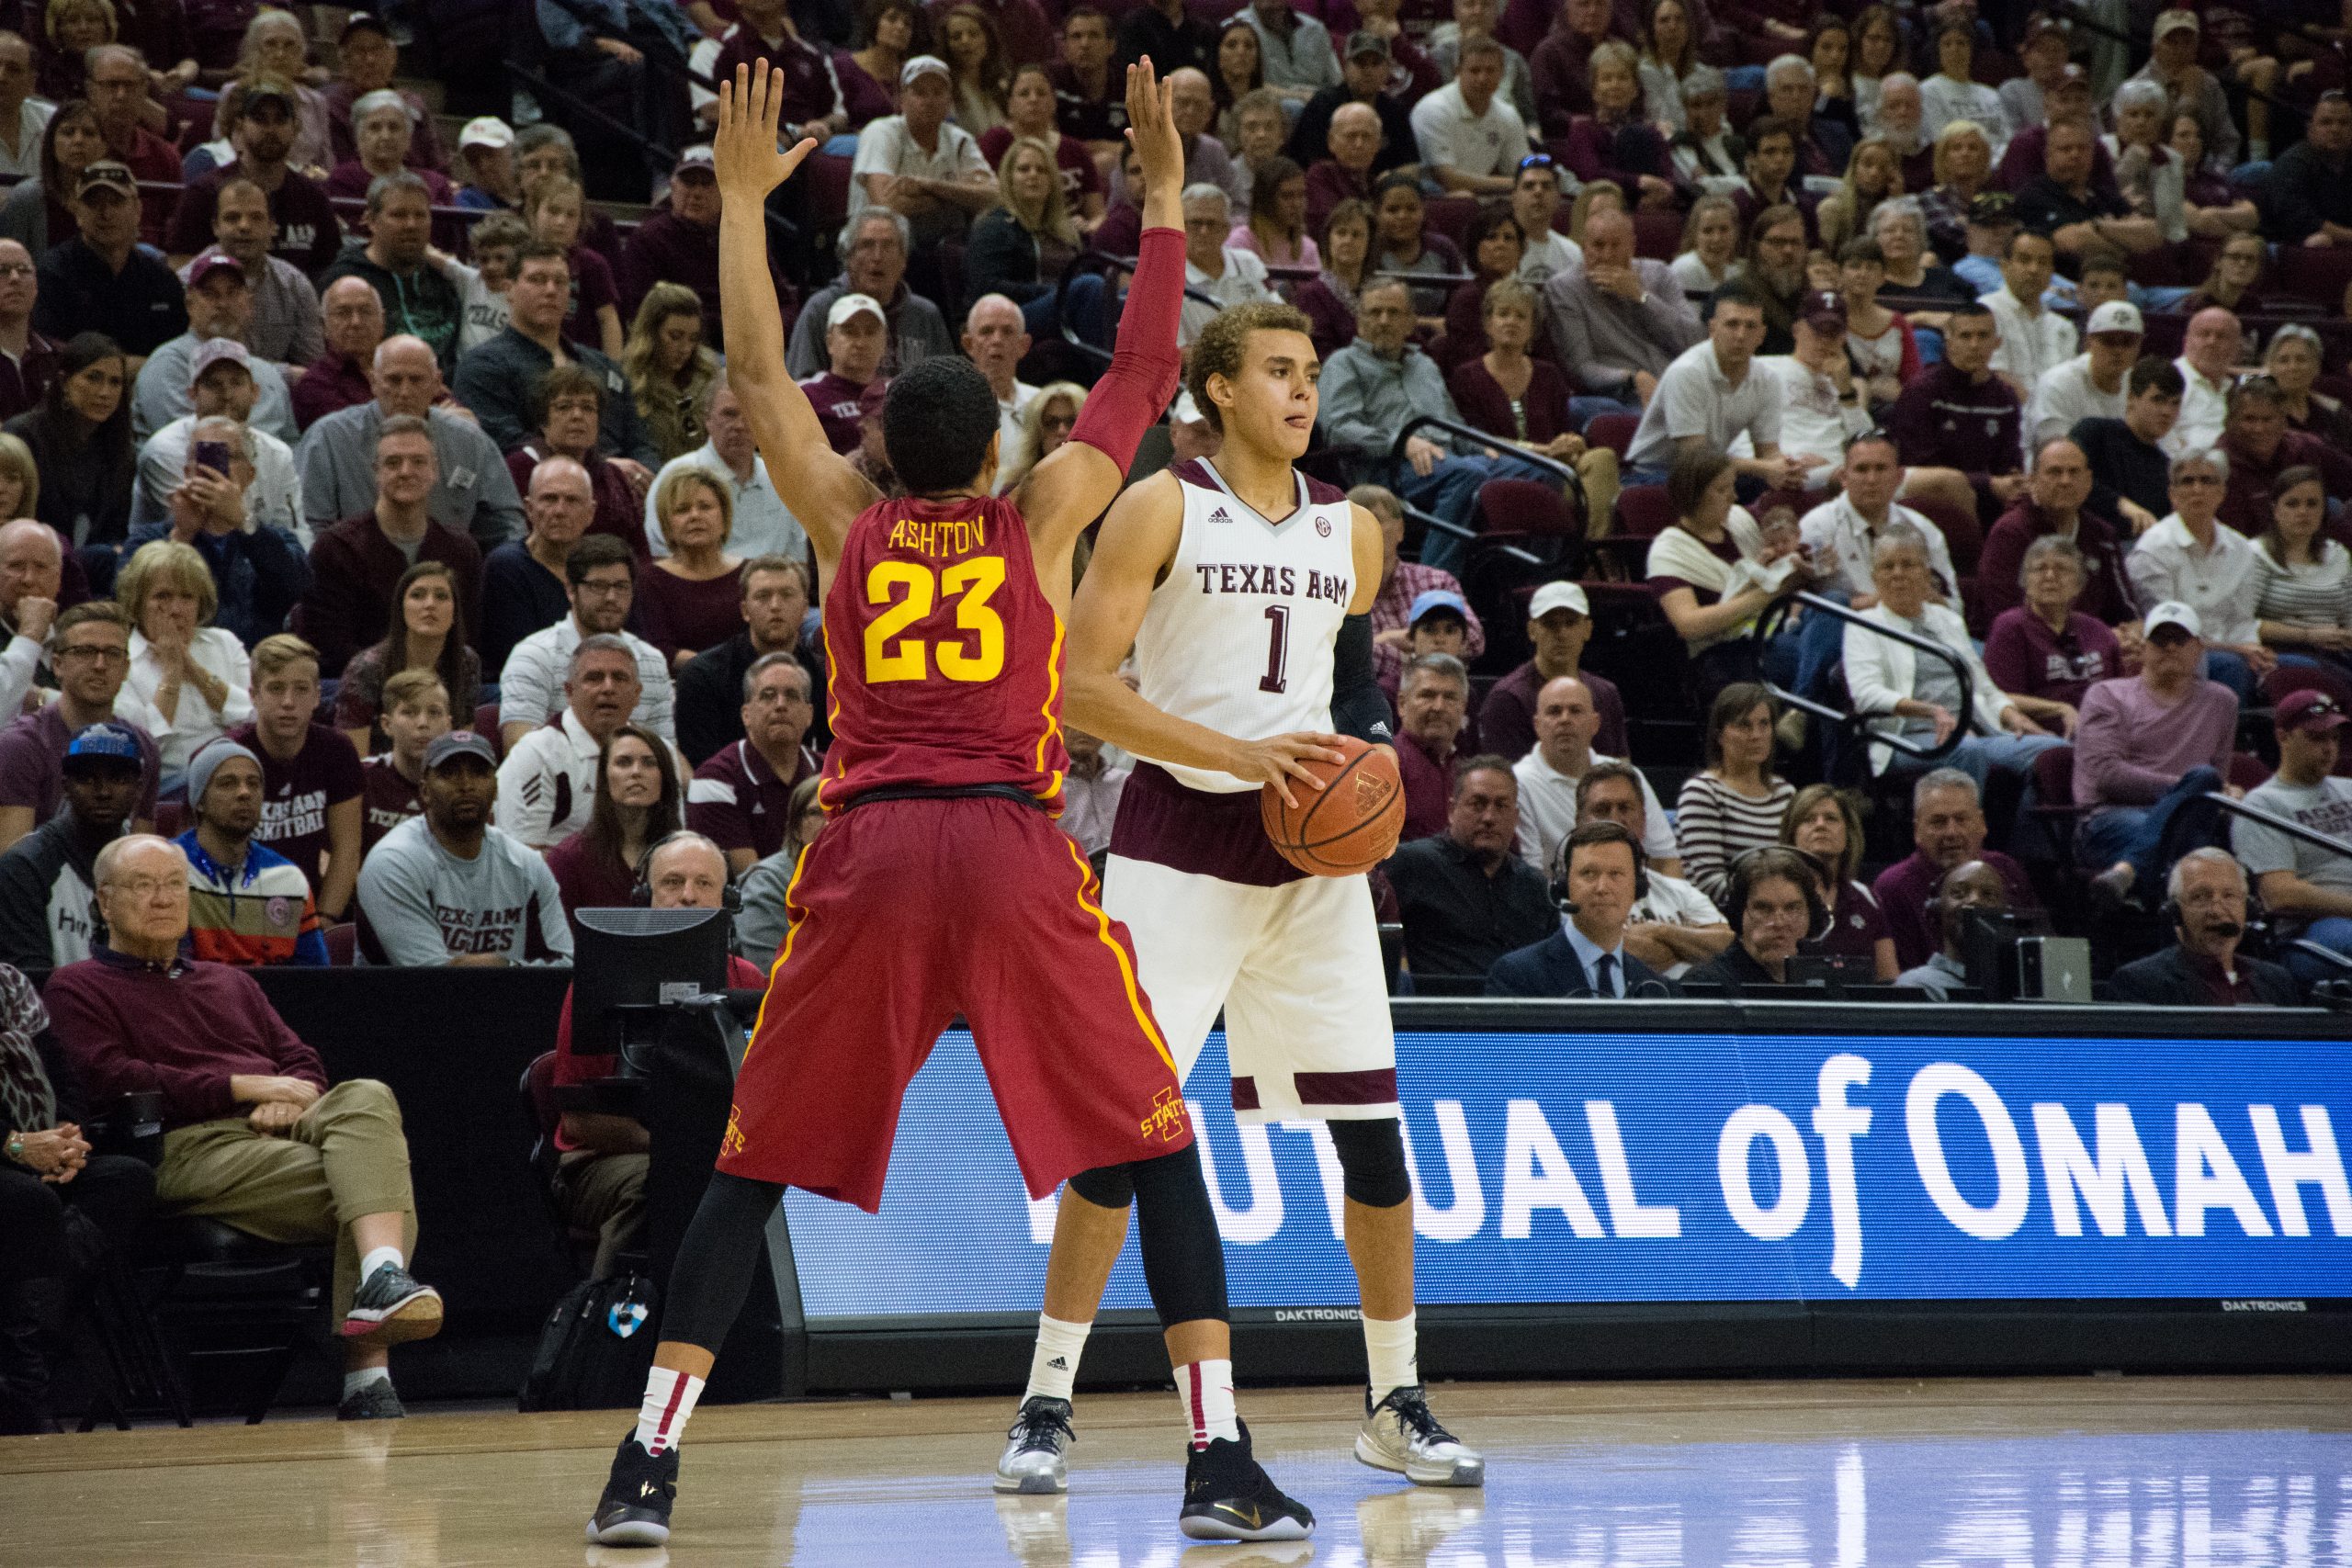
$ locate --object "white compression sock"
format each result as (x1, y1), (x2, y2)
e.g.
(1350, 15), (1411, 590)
(1363, 1312), (1419, 1404)
(1174, 1359), (1238, 1451)
(343, 1366), (390, 1396)
(358, 1246), (403, 1283)
(635, 1367), (706, 1456)
(1024, 1314), (1091, 1404)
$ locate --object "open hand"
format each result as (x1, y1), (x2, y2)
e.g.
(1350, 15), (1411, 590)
(1122, 57), (1182, 195)
(715, 62), (820, 210)
(1225, 730), (1348, 811)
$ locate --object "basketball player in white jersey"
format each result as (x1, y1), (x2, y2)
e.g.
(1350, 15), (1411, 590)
(994, 299), (1485, 1495)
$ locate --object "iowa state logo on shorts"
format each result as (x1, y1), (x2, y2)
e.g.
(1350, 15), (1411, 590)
(1140, 1087), (1188, 1143)
(722, 1104), (748, 1158)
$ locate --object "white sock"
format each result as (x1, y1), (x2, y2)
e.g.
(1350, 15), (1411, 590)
(635, 1367), (705, 1456)
(1024, 1314), (1090, 1404)
(358, 1246), (403, 1283)
(1174, 1359), (1238, 1451)
(343, 1366), (390, 1396)
(1363, 1312), (1419, 1404)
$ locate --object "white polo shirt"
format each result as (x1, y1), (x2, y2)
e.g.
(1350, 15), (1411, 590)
(1408, 81), (1532, 181)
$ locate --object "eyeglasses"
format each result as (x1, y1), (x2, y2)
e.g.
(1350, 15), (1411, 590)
(2171, 473), (2222, 487)
(104, 874), (181, 899)
(574, 579), (633, 597)
(56, 643), (128, 663)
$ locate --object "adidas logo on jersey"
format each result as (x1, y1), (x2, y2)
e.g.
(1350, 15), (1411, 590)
(1046, 1357), (1069, 1370)
(1207, 506), (1234, 525)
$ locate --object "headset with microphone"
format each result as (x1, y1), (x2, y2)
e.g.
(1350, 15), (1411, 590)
(631, 829), (744, 915)
(1550, 821), (1649, 915)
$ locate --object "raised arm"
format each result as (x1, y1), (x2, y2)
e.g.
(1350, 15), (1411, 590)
(1018, 60), (1188, 568)
(715, 60), (878, 581)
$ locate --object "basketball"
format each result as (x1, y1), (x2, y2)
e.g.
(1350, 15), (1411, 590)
(1259, 737), (1406, 876)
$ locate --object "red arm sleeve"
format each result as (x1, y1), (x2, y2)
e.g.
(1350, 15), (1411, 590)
(1068, 226), (1185, 470)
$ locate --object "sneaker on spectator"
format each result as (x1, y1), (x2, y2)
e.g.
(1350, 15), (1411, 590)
(342, 1261), (444, 1345)
(337, 1380), (405, 1420)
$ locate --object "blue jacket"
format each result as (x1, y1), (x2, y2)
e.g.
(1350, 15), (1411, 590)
(1485, 929), (1670, 998)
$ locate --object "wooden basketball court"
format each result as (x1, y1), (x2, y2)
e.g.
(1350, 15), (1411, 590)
(4, 1374), (2346, 1564)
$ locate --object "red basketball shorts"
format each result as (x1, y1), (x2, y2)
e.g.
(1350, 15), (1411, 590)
(718, 794), (1193, 1212)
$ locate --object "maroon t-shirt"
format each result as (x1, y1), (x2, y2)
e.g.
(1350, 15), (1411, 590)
(231, 722), (365, 895)
(978, 126), (1105, 209)
(711, 25), (843, 130)
(798, 370), (870, 454)
(685, 738), (818, 861)
(566, 246), (622, 350)
(1807, 879), (1891, 963)
(359, 753), (423, 856)
(0, 706), (162, 828)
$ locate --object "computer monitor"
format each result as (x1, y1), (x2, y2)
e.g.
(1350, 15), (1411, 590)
(570, 906), (735, 1067)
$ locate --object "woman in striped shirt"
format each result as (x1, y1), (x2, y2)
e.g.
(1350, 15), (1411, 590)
(2254, 468), (2352, 677)
(1676, 682), (1797, 905)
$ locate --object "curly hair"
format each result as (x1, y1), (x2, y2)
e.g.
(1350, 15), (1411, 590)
(1185, 299), (1316, 434)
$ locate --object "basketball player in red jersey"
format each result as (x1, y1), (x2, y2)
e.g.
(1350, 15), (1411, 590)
(993, 300), (1485, 1495)
(585, 58), (1320, 1548)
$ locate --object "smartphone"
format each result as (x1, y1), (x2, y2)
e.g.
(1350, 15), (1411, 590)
(192, 439), (232, 476)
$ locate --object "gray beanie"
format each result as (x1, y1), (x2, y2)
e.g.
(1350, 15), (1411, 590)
(187, 739), (262, 812)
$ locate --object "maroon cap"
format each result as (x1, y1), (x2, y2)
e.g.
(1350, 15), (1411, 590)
(185, 250), (247, 292)
(2277, 690), (2350, 736)
(1798, 289), (1847, 336)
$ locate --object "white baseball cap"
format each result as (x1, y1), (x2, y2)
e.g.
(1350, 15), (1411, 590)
(2086, 299), (2143, 337)
(1529, 581), (1590, 620)
(2143, 601), (2203, 639)
(900, 54), (950, 86)
(458, 116), (514, 152)
(826, 292), (886, 330)
(2153, 7), (2199, 38)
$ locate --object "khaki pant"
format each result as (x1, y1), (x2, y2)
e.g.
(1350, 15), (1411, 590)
(553, 1150), (648, 1280)
(1576, 446), (1622, 540)
(155, 1078), (418, 1318)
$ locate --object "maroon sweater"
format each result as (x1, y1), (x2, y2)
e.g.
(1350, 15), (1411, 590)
(47, 949), (328, 1131)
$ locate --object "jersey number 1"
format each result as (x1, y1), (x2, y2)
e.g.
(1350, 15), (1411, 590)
(865, 558), (1007, 682)
(1260, 604), (1289, 694)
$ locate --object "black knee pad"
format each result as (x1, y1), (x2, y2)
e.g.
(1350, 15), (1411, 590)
(1066, 1162), (1136, 1210)
(1127, 1144), (1229, 1327)
(1328, 1117), (1411, 1208)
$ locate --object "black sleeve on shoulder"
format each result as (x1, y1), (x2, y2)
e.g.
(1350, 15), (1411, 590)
(1331, 613), (1394, 747)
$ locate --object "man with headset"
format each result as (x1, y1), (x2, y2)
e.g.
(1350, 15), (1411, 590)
(1894, 859), (2008, 999)
(1484, 821), (1672, 998)
(1683, 846), (1822, 990)
(547, 830), (763, 1279)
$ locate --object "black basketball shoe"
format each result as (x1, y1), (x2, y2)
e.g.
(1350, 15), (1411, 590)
(1178, 1420), (1315, 1541)
(586, 1432), (679, 1547)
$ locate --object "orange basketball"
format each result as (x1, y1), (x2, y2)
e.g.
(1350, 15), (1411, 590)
(1259, 737), (1406, 876)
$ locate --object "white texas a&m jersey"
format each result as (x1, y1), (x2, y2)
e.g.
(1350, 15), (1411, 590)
(1132, 458), (1356, 793)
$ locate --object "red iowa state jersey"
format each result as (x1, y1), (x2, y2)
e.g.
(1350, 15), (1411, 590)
(817, 491), (1069, 814)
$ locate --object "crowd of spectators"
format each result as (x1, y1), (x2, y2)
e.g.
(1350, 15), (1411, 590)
(5, 0), (2352, 1436)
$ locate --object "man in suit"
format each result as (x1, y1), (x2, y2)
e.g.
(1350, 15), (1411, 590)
(2108, 849), (2300, 1007)
(1485, 821), (1668, 997)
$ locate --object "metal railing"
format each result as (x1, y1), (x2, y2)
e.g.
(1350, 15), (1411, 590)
(1395, 414), (1589, 533)
(2210, 793), (2352, 868)
(1757, 592), (1972, 767)
(2206, 794), (2352, 978)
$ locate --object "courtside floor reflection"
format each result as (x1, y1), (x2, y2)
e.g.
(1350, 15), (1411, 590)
(4, 1377), (2345, 1565)
(786, 1390), (2352, 1566)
